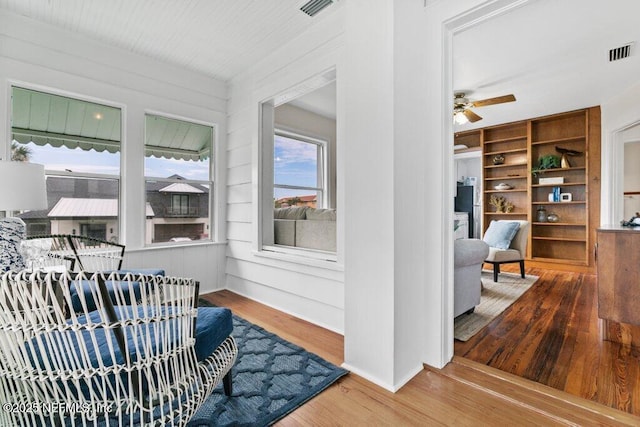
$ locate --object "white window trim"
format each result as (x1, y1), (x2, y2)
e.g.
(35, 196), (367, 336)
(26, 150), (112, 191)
(274, 128), (329, 209)
(143, 112), (215, 247)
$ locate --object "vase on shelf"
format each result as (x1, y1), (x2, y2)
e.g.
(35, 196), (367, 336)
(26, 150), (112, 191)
(537, 206), (548, 222)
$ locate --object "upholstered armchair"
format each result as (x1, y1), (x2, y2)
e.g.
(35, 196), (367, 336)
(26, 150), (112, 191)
(454, 238), (490, 317)
(483, 220), (529, 282)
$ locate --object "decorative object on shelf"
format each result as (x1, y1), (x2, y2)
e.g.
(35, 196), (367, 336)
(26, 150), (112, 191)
(489, 195), (514, 213)
(494, 183), (513, 190)
(537, 206), (548, 222)
(548, 193), (555, 202)
(539, 176), (564, 185)
(560, 193), (572, 202)
(492, 153), (505, 165)
(555, 146), (583, 169)
(547, 213), (559, 222)
(621, 212), (640, 227)
(552, 186), (561, 202)
(531, 154), (561, 177)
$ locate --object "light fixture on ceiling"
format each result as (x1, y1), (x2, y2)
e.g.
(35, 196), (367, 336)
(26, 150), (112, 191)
(453, 108), (469, 125)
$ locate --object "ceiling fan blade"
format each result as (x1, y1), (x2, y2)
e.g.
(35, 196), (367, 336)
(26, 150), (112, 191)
(472, 94), (516, 108)
(464, 109), (483, 123)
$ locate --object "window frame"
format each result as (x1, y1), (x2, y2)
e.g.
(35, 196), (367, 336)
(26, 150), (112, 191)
(273, 128), (329, 210)
(143, 112), (215, 247)
(9, 84), (123, 242)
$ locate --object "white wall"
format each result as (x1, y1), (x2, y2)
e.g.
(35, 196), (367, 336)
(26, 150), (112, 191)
(225, 4), (346, 333)
(601, 81), (640, 224)
(274, 104), (337, 208)
(0, 9), (227, 290)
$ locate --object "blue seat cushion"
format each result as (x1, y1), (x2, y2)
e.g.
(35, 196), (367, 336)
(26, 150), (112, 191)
(69, 280), (143, 312)
(193, 307), (233, 361)
(68, 269), (165, 312)
(26, 305), (233, 401)
(28, 306), (232, 367)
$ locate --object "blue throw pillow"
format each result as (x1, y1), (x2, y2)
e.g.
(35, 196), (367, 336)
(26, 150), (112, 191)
(482, 220), (520, 250)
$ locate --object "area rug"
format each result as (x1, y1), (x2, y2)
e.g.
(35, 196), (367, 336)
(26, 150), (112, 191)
(188, 300), (348, 426)
(454, 270), (539, 342)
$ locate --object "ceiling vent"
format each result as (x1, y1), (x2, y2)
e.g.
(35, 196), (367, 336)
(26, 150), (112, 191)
(300, 0), (334, 17)
(609, 43), (633, 62)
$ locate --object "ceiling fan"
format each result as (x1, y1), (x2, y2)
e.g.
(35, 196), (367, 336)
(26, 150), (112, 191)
(453, 92), (516, 124)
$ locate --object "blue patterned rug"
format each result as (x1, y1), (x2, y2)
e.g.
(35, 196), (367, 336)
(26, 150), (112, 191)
(188, 300), (348, 426)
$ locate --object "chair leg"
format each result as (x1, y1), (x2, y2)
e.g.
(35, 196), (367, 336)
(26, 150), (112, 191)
(223, 369), (233, 396)
(519, 260), (525, 278)
(493, 263), (499, 282)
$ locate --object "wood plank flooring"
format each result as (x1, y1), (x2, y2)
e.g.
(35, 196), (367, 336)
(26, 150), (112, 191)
(204, 278), (640, 426)
(455, 266), (640, 417)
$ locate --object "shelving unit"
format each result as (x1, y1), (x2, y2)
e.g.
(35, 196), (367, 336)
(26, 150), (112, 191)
(455, 106), (601, 269)
(476, 121), (529, 254)
(529, 109), (591, 265)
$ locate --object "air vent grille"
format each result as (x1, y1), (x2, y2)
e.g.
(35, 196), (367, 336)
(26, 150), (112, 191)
(300, 0), (334, 17)
(609, 43), (633, 62)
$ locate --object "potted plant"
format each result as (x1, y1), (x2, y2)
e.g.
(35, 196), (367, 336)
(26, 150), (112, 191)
(531, 154), (561, 177)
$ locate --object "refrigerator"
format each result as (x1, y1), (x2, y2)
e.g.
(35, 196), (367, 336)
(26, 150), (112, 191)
(455, 180), (480, 239)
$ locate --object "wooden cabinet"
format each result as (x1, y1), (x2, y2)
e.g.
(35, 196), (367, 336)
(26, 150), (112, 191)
(455, 107), (600, 269)
(597, 227), (640, 325)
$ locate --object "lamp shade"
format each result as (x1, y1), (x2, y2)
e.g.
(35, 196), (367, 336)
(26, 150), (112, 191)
(0, 162), (47, 211)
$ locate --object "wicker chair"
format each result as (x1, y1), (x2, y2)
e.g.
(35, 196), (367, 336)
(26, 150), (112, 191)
(22, 234), (126, 273)
(0, 270), (237, 426)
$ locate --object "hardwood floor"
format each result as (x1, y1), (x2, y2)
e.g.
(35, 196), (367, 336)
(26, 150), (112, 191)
(204, 282), (640, 426)
(455, 266), (640, 417)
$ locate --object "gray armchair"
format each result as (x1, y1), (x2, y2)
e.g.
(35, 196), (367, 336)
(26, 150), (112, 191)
(454, 238), (490, 317)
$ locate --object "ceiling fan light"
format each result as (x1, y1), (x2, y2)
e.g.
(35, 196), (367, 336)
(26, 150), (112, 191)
(454, 111), (469, 125)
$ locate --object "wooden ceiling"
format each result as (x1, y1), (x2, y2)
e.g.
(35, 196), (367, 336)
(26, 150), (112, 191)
(0, 0), (339, 81)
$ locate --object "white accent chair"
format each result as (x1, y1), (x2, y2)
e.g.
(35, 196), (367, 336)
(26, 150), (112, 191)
(484, 220), (529, 282)
(0, 270), (237, 426)
(454, 238), (490, 317)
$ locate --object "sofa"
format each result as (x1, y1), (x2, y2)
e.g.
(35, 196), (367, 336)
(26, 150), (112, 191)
(454, 238), (490, 317)
(274, 206), (336, 252)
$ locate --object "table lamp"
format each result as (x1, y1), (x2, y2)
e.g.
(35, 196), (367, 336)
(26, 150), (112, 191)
(0, 161), (47, 272)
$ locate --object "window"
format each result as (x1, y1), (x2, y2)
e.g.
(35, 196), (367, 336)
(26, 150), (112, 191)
(10, 87), (122, 242)
(170, 194), (193, 216)
(259, 72), (337, 257)
(144, 114), (213, 244)
(274, 131), (327, 209)
(80, 223), (107, 240)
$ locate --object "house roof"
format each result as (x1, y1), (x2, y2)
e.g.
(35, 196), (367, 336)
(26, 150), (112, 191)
(48, 198), (155, 218)
(17, 175), (207, 220)
(159, 182), (204, 194)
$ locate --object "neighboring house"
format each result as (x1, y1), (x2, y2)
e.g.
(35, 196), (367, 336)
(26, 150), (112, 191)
(19, 175), (208, 244)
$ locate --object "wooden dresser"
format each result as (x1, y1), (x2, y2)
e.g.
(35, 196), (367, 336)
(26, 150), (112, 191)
(597, 226), (640, 345)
